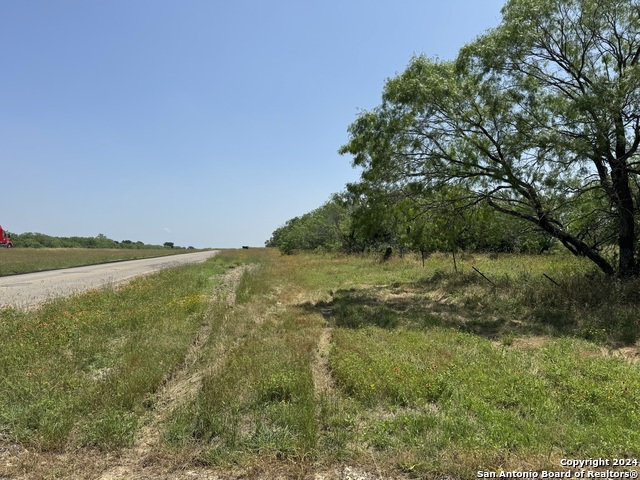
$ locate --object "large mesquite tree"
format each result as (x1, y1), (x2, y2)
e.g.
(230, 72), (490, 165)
(340, 0), (640, 277)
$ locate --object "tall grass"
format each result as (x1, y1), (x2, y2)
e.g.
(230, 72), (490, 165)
(0, 257), (228, 449)
(165, 251), (322, 465)
(3, 249), (640, 478)
(163, 250), (640, 477)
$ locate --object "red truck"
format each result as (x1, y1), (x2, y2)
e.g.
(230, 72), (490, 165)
(0, 225), (13, 248)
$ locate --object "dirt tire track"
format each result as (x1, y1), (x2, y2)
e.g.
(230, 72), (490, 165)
(97, 265), (252, 480)
(1, 264), (399, 480)
(312, 325), (335, 398)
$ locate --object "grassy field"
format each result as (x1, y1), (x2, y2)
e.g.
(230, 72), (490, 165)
(0, 248), (196, 276)
(1, 249), (639, 479)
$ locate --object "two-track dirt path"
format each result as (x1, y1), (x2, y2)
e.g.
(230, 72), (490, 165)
(0, 254), (393, 479)
(0, 250), (219, 309)
(97, 265), (250, 480)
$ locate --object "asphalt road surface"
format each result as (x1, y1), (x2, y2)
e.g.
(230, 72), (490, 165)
(0, 250), (219, 309)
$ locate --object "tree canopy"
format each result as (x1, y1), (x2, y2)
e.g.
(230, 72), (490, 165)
(339, 0), (640, 277)
(265, 195), (357, 254)
(266, 186), (550, 256)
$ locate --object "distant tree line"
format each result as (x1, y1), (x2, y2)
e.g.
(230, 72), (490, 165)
(9, 232), (180, 249)
(266, 187), (554, 257)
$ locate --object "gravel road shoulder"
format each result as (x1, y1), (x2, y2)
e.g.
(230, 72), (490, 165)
(0, 250), (219, 309)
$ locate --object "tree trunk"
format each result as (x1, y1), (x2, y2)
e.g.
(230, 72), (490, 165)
(617, 197), (636, 278)
(487, 197), (615, 276)
(610, 135), (637, 277)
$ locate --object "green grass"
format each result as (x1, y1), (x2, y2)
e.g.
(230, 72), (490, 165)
(2, 248), (640, 478)
(329, 328), (640, 473)
(162, 250), (640, 476)
(0, 256), (230, 449)
(0, 247), (197, 276)
(165, 251), (321, 466)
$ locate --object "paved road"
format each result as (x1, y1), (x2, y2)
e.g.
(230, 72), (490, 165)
(0, 250), (219, 309)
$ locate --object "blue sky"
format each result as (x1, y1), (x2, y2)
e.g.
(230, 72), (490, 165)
(1, 1), (505, 248)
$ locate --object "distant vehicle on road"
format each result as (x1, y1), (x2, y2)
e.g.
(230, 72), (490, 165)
(0, 225), (12, 248)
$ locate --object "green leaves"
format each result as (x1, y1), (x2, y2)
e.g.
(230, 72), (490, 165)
(339, 0), (640, 276)
(265, 194), (355, 254)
